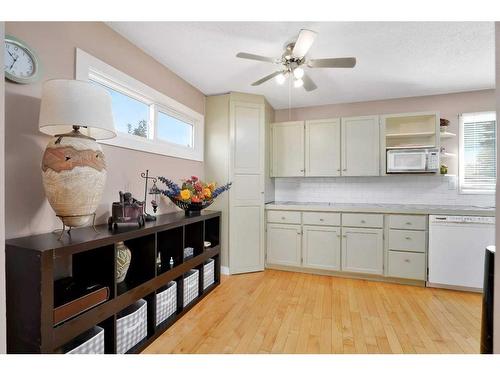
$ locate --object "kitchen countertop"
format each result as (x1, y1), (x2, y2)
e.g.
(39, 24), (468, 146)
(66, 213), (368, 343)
(265, 201), (496, 216)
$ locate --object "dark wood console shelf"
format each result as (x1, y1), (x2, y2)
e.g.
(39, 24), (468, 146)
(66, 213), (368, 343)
(5, 210), (221, 354)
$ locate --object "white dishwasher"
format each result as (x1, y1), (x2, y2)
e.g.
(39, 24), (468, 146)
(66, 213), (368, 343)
(428, 215), (495, 291)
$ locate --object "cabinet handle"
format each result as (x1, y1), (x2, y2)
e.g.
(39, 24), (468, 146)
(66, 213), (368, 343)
(319, 218), (324, 222)
(343, 235), (347, 238)
(404, 259), (411, 263)
(337, 169), (341, 172)
(337, 234), (341, 238)
(281, 217), (286, 220)
(361, 220), (366, 223)
(343, 169), (347, 171)
(405, 236), (411, 240)
(406, 222), (412, 225)
(300, 169), (305, 172)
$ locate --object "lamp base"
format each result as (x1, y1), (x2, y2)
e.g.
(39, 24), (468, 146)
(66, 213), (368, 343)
(42, 133), (107, 236)
(57, 213), (98, 240)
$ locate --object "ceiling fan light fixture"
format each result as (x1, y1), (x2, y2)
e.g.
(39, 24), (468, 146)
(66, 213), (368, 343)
(293, 78), (304, 88)
(275, 73), (286, 85)
(293, 67), (304, 79)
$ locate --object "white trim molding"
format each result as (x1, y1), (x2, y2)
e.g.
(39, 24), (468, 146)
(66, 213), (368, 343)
(220, 266), (230, 276)
(1, 21), (7, 354)
(75, 48), (204, 161)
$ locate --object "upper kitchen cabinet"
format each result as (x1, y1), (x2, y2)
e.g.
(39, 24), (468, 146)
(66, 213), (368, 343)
(305, 118), (341, 176)
(205, 93), (273, 275)
(380, 111), (439, 174)
(271, 121), (305, 177)
(341, 115), (381, 176)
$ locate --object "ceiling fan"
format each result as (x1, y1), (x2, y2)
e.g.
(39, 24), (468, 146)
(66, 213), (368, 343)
(236, 29), (356, 92)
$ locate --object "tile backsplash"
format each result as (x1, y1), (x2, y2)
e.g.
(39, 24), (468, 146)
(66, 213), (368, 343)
(274, 176), (495, 207)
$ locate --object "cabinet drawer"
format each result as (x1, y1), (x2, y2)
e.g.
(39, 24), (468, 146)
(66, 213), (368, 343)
(388, 230), (426, 253)
(303, 212), (340, 226)
(389, 215), (427, 230)
(387, 251), (426, 280)
(267, 210), (301, 224)
(342, 213), (383, 228)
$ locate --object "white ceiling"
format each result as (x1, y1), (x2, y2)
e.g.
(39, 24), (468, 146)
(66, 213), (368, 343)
(107, 22), (495, 109)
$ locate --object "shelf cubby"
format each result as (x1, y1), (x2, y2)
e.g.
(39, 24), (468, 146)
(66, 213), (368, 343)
(5, 210), (221, 354)
(157, 226), (184, 274)
(383, 112), (439, 149)
(204, 217), (220, 249)
(185, 221), (204, 258)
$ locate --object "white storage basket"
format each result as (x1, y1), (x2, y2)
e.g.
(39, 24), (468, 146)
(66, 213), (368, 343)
(183, 269), (199, 307)
(116, 299), (147, 354)
(156, 281), (177, 326)
(203, 258), (215, 290)
(65, 326), (105, 354)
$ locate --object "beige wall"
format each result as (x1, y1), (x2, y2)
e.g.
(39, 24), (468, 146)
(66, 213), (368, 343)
(1, 21), (6, 354)
(494, 22), (500, 354)
(275, 89), (495, 177)
(4, 22), (206, 238)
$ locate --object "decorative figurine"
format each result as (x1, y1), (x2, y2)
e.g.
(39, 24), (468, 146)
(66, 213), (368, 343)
(156, 252), (162, 272)
(108, 191), (146, 230)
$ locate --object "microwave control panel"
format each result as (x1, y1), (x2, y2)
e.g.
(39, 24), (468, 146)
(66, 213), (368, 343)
(427, 151), (439, 170)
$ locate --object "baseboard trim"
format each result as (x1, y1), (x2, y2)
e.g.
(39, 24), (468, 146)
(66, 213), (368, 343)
(220, 266), (230, 275)
(265, 263), (426, 287)
(426, 282), (482, 293)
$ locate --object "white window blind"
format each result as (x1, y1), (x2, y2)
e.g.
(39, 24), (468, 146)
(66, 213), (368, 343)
(459, 111), (496, 193)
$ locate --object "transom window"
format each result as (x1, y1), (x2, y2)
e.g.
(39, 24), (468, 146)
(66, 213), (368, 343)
(76, 49), (204, 161)
(459, 111), (496, 194)
(157, 110), (194, 148)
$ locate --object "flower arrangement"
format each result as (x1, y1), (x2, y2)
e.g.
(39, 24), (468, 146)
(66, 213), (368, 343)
(157, 176), (231, 215)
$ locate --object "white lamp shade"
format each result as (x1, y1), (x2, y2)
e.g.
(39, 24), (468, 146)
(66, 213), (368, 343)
(38, 79), (116, 140)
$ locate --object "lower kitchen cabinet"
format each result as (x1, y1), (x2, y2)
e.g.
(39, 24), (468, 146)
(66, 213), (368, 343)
(266, 223), (302, 266)
(387, 250), (426, 280)
(302, 225), (341, 271)
(341, 227), (384, 275)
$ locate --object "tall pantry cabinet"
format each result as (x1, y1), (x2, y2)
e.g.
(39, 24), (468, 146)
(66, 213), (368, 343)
(205, 93), (274, 274)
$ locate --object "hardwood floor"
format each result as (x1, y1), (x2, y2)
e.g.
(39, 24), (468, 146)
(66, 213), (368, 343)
(142, 269), (482, 354)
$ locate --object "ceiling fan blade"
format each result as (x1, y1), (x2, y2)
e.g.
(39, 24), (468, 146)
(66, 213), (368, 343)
(251, 71), (282, 86)
(292, 29), (318, 58)
(302, 73), (317, 92)
(308, 57), (357, 68)
(236, 52), (276, 63)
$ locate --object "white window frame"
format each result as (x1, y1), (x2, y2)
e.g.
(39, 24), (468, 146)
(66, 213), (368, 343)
(75, 48), (204, 161)
(459, 111), (496, 195)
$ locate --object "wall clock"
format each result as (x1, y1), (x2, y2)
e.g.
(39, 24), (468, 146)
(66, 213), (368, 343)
(4, 35), (41, 84)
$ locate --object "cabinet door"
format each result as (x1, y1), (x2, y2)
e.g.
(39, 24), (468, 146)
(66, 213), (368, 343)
(271, 121), (305, 177)
(341, 227), (383, 275)
(266, 224), (302, 266)
(231, 101), (264, 174)
(341, 115), (380, 176)
(229, 101), (265, 274)
(305, 119), (341, 176)
(230, 206), (264, 273)
(302, 225), (341, 271)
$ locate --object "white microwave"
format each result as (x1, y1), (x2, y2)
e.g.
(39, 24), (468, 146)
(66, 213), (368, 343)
(386, 148), (439, 173)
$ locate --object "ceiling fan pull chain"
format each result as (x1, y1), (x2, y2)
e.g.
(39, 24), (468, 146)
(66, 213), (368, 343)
(288, 75), (292, 121)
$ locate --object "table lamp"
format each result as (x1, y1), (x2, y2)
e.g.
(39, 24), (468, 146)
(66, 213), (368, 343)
(38, 79), (116, 236)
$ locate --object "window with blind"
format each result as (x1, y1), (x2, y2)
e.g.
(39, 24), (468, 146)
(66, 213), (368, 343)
(459, 111), (496, 193)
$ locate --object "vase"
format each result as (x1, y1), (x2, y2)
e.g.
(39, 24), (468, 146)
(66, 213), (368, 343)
(41, 134), (107, 227)
(116, 241), (132, 283)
